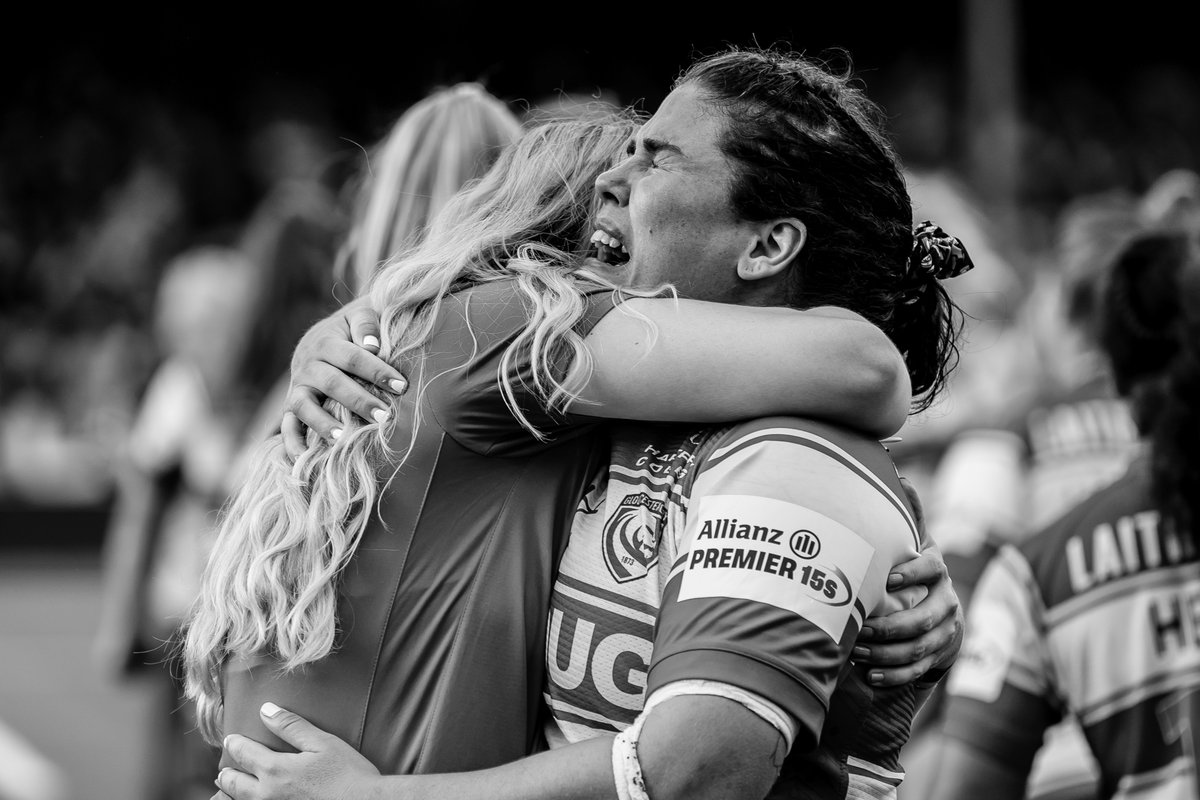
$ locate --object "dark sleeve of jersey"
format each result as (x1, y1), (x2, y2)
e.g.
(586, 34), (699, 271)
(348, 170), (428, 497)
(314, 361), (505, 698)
(647, 577), (840, 754)
(940, 681), (1061, 777)
(422, 280), (621, 457)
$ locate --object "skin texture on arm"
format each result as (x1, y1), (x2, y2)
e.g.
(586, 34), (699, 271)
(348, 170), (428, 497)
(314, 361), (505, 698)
(280, 296), (910, 455)
(573, 298), (910, 437)
(215, 696), (782, 800)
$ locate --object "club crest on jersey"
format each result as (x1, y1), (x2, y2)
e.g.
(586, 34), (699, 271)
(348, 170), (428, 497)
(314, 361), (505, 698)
(603, 492), (665, 583)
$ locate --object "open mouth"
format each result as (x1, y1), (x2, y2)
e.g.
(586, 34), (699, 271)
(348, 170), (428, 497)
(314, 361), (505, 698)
(590, 229), (630, 266)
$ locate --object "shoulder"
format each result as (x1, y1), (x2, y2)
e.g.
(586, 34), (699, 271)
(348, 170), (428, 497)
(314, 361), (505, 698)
(1022, 458), (1149, 559)
(1017, 456), (1154, 605)
(696, 416), (907, 499)
(436, 280), (530, 336)
(434, 278), (621, 342)
(691, 416), (919, 548)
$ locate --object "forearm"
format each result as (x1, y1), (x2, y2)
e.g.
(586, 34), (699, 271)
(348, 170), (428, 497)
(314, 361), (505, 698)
(803, 314), (910, 437)
(366, 736), (617, 800)
(220, 695), (782, 800)
(388, 696), (781, 800)
(577, 299), (910, 437)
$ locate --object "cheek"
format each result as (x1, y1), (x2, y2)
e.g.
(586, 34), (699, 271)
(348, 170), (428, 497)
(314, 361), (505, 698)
(639, 194), (714, 244)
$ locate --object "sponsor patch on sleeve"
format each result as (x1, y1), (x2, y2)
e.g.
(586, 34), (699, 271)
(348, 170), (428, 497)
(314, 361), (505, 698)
(678, 494), (875, 641)
(945, 600), (1017, 703)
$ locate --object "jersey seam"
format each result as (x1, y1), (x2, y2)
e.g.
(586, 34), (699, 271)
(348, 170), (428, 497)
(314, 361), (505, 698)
(358, 429), (444, 749)
(414, 457), (535, 770)
(649, 645), (832, 713)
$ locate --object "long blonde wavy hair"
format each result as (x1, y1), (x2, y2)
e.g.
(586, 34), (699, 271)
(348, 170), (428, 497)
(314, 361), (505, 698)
(335, 82), (523, 295)
(183, 107), (649, 745)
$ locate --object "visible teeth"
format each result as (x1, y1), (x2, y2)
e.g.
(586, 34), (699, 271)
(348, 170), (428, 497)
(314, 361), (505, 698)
(590, 229), (626, 252)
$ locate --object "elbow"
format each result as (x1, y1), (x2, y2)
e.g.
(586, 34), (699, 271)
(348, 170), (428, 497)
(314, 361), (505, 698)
(639, 754), (779, 800)
(636, 711), (782, 800)
(844, 333), (911, 439)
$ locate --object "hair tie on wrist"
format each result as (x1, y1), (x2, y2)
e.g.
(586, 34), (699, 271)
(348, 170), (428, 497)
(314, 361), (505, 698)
(907, 221), (975, 288)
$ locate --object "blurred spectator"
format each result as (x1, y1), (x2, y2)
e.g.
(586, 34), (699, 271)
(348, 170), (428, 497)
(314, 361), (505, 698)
(927, 218), (1200, 800)
(93, 245), (259, 800)
(921, 168), (1200, 587)
(0, 155), (188, 508)
(0, 81), (249, 513)
(904, 170), (1200, 799)
(91, 103), (347, 797)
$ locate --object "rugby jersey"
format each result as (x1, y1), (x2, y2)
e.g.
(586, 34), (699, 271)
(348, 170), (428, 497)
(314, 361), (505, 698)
(942, 453), (1200, 799)
(218, 279), (615, 774)
(545, 415), (932, 798)
(929, 372), (1142, 800)
(1021, 372), (1141, 531)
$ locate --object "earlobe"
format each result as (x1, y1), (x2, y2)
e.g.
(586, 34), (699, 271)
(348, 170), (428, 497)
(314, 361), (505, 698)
(737, 219), (807, 282)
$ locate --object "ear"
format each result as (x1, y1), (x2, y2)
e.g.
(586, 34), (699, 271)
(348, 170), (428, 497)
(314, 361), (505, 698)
(736, 218), (807, 282)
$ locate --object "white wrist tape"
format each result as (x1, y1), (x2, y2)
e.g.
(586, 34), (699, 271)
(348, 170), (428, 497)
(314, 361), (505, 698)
(612, 713), (652, 800)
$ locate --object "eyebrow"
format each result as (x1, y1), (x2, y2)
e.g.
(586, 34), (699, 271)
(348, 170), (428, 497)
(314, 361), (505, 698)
(641, 136), (683, 157)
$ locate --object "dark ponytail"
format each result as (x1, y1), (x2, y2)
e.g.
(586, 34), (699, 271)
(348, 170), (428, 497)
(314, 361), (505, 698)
(890, 222), (974, 410)
(1099, 230), (1200, 541)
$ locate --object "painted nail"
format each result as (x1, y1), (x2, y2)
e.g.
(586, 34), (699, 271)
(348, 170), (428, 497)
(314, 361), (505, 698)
(869, 671), (884, 684)
(859, 626), (875, 638)
(363, 335), (380, 349)
(887, 573), (902, 588)
(330, 428), (343, 440)
(853, 646), (870, 659)
(372, 407), (390, 424)
(389, 378), (408, 394)
(261, 701), (283, 717)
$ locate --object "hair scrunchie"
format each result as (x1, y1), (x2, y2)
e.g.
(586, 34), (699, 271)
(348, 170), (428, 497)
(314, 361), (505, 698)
(902, 221), (974, 303)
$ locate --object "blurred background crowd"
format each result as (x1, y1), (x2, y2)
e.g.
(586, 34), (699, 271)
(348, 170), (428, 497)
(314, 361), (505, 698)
(4, 6), (1200, 799)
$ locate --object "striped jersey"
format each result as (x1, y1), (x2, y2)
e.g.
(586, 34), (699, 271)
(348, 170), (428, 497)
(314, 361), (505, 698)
(1021, 371), (1141, 532)
(942, 453), (1200, 799)
(545, 416), (932, 798)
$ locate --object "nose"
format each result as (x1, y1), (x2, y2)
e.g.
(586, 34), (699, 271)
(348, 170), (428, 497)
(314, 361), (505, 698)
(595, 160), (630, 207)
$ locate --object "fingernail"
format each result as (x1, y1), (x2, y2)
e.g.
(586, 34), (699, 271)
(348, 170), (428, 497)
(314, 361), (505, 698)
(389, 378), (408, 394)
(330, 428), (343, 440)
(372, 407), (390, 424)
(363, 335), (380, 349)
(261, 701), (283, 717)
(853, 646), (870, 659)
(869, 671), (884, 684)
(859, 626), (874, 638)
(222, 734), (230, 749)
(887, 573), (902, 588)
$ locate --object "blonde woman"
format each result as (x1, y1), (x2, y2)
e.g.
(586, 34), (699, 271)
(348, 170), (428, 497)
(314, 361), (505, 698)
(188, 101), (957, 784)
